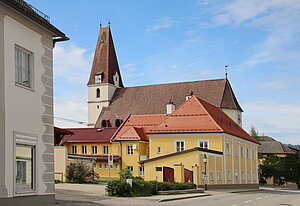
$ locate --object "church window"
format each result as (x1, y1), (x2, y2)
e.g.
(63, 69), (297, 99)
(96, 88), (100, 98)
(115, 119), (123, 127)
(95, 74), (102, 83)
(101, 120), (111, 127)
(238, 114), (241, 124)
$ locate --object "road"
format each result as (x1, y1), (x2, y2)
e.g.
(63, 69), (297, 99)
(159, 190), (300, 206)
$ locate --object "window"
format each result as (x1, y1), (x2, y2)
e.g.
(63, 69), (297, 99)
(175, 141), (184, 152)
(235, 171), (239, 182)
(16, 144), (35, 192)
(82, 146), (87, 154)
(238, 114), (241, 124)
(234, 144), (239, 157)
(253, 149), (256, 160)
(92, 146), (97, 154)
(110, 164), (113, 169)
(139, 167), (144, 176)
(115, 164), (119, 170)
(127, 145), (133, 155)
(217, 172), (222, 181)
(227, 170), (231, 181)
(157, 147), (161, 154)
(72, 146), (77, 154)
(115, 119), (123, 127)
(201, 171), (206, 181)
(127, 166), (133, 174)
(97, 105), (99, 109)
(247, 171), (251, 181)
(103, 146), (109, 155)
(99, 164), (102, 169)
(247, 148), (250, 159)
(226, 142), (231, 156)
(209, 171), (214, 181)
(156, 167), (162, 172)
(199, 140), (209, 149)
(15, 47), (32, 88)
(241, 171), (245, 181)
(104, 164), (107, 169)
(241, 146), (245, 158)
(96, 88), (100, 98)
(95, 74), (102, 83)
(253, 172), (257, 181)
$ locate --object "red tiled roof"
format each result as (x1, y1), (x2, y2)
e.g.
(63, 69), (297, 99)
(96, 79), (243, 127)
(68, 154), (121, 160)
(111, 114), (166, 141)
(148, 96), (259, 144)
(61, 127), (118, 145)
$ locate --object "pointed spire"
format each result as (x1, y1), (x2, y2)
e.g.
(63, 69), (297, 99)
(87, 26), (124, 87)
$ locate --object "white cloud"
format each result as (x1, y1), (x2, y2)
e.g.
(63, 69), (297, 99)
(53, 43), (93, 86)
(146, 17), (179, 32)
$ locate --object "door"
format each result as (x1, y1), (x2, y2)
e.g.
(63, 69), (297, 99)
(184, 168), (193, 183)
(163, 167), (174, 182)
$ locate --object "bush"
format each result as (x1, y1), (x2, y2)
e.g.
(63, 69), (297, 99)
(118, 168), (133, 180)
(157, 182), (196, 191)
(106, 179), (196, 197)
(106, 180), (132, 197)
(66, 162), (94, 183)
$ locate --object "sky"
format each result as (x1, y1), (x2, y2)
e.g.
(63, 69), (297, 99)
(27, 0), (300, 144)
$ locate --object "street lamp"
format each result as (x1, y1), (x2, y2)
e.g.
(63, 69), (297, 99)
(203, 154), (208, 190)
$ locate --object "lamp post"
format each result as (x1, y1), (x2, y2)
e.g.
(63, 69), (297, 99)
(203, 154), (208, 190)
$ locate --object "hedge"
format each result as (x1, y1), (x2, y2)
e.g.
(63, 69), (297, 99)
(106, 179), (196, 197)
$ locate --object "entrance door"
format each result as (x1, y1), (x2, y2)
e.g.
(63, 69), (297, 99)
(184, 168), (193, 183)
(163, 167), (174, 182)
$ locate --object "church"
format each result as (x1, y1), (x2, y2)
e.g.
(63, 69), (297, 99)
(55, 26), (260, 188)
(87, 26), (243, 129)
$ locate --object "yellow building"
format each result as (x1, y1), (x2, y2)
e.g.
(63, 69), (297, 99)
(56, 96), (260, 189)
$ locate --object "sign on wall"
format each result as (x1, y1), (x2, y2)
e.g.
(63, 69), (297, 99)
(108, 154), (113, 166)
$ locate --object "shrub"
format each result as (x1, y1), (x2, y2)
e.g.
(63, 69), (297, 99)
(132, 179), (157, 196)
(157, 182), (196, 191)
(118, 168), (133, 180)
(106, 180), (132, 197)
(66, 162), (94, 183)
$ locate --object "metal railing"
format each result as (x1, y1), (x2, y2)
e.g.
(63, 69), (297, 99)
(14, 0), (50, 22)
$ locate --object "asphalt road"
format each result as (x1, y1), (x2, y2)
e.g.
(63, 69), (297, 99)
(158, 190), (300, 206)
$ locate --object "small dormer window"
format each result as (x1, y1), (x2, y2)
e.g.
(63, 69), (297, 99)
(95, 73), (102, 83)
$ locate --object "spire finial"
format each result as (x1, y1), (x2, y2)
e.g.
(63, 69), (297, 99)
(100, 21), (102, 28)
(108, 19), (111, 26)
(225, 65), (229, 79)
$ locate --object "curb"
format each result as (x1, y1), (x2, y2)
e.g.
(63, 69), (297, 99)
(230, 189), (261, 193)
(157, 194), (211, 202)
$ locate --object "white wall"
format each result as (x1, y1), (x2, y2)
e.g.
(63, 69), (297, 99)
(3, 12), (53, 197)
(221, 108), (242, 127)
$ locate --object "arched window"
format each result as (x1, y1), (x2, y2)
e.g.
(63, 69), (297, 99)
(101, 120), (111, 128)
(96, 88), (100, 98)
(115, 119), (123, 127)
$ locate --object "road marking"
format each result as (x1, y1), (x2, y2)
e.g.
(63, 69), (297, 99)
(245, 200), (252, 203)
(256, 197), (262, 200)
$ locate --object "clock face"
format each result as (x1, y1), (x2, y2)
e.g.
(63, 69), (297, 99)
(95, 74), (102, 83)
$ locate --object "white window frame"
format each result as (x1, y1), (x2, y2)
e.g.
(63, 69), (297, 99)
(253, 172), (257, 181)
(15, 46), (33, 89)
(92, 146), (97, 154)
(227, 169), (231, 181)
(217, 172), (222, 181)
(175, 140), (185, 152)
(247, 148), (250, 159)
(235, 170), (239, 182)
(127, 145), (134, 155)
(82, 146), (87, 154)
(157, 146), (161, 154)
(241, 171), (245, 181)
(103, 145), (109, 155)
(127, 166), (133, 174)
(139, 166), (144, 176)
(247, 171), (251, 181)
(209, 171), (214, 181)
(115, 164), (119, 170)
(241, 146), (245, 159)
(14, 132), (37, 194)
(99, 164), (102, 169)
(226, 142), (231, 156)
(72, 145), (77, 154)
(104, 164), (108, 169)
(110, 164), (113, 169)
(199, 140), (209, 149)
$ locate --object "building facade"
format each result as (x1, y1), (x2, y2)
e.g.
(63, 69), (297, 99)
(0, 0), (68, 205)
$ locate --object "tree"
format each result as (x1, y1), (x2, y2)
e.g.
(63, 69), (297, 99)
(66, 162), (94, 183)
(250, 125), (259, 139)
(281, 154), (300, 189)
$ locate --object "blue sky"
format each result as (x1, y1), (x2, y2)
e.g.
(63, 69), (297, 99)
(28, 0), (300, 144)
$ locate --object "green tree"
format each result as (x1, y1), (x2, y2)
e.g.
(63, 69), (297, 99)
(118, 168), (133, 180)
(281, 154), (300, 189)
(66, 162), (94, 183)
(260, 155), (282, 184)
(250, 125), (259, 139)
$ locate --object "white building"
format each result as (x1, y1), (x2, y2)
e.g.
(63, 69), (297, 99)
(0, 0), (68, 205)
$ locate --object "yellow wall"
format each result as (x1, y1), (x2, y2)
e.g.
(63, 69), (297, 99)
(149, 135), (223, 158)
(54, 146), (68, 181)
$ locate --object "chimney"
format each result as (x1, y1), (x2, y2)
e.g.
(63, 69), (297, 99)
(185, 91), (193, 101)
(166, 100), (175, 114)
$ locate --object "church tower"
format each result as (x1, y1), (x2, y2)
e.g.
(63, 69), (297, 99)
(87, 26), (124, 127)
